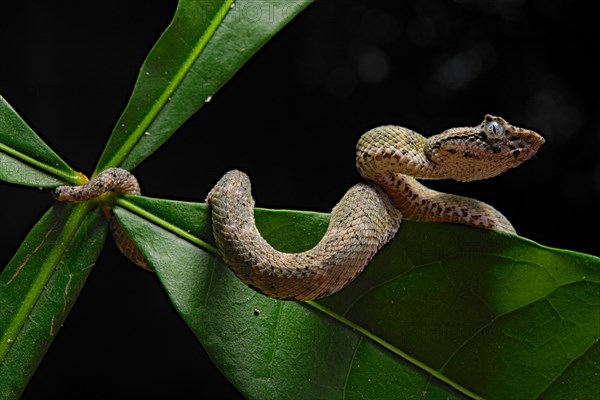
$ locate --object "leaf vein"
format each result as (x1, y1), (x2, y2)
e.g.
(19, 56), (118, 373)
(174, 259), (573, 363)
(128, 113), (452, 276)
(535, 340), (599, 398)
(268, 301), (284, 379)
(341, 336), (362, 400)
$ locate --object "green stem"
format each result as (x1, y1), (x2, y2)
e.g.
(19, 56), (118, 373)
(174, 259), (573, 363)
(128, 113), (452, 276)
(305, 300), (484, 400)
(116, 198), (220, 256)
(0, 203), (94, 362)
(95, 0), (236, 173)
(0, 143), (82, 185)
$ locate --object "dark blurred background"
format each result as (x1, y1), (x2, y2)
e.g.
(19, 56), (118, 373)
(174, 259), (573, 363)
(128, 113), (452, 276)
(1, 0), (598, 398)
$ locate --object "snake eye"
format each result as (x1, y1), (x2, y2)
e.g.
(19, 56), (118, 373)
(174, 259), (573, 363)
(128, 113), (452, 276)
(484, 120), (505, 138)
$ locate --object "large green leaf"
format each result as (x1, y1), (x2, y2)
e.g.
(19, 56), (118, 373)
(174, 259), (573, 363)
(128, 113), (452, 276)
(94, 0), (314, 173)
(0, 96), (82, 187)
(114, 196), (600, 399)
(0, 204), (107, 398)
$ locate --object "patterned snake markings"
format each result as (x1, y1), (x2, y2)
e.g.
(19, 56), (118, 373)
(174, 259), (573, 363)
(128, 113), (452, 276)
(206, 115), (544, 300)
(54, 115), (544, 300)
(53, 168), (151, 270)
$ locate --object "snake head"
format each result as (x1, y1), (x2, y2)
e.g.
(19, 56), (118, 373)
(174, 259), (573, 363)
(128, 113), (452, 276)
(480, 115), (545, 160)
(427, 114), (545, 181)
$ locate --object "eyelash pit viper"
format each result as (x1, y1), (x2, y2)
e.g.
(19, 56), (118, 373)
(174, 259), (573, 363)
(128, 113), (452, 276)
(53, 115), (544, 300)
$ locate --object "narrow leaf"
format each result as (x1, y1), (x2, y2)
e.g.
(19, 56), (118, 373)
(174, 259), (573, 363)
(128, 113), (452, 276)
(94, 0), (314, 173)
(114, 196), (600, 399)
(0, 95), (82, 187)
(0, 204), (107, 398)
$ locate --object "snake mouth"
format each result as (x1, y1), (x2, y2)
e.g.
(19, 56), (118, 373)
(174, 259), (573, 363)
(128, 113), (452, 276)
(526, 131), (546, 150)
(507, 129), (545, 161)
(508, 143), (538, 162)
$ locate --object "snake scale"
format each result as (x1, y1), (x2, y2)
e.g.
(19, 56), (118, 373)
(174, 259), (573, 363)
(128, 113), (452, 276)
(53, 115), (544, 300)
(53, 168), (151, 270)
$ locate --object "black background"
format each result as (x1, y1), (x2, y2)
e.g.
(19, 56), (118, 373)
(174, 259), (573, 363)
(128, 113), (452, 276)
(1, 0), (598, 398)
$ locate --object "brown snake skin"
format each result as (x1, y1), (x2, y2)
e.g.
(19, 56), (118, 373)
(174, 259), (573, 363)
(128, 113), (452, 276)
(53, 115), (544, 300)
(206, 115), (544, 300)
(52, 168), (151, 270)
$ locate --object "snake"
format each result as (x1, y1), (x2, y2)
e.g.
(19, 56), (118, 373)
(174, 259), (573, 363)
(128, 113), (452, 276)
(53, 115), (544, 300)
(52, 168), (151, 270)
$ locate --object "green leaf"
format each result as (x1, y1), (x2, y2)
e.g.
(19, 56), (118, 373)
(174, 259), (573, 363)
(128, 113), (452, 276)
(114, 196), (600, 399)
(0, 204), (107, 399)
(94, 0), (314, 173)
(0, 95), (82, 187)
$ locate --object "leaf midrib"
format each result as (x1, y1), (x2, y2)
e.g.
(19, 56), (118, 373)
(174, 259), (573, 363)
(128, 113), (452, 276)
(0, 142), (81, 185)
(0, 203), (94, 363)
(305, 300), (484, 400)
(96, 0), (236, 172)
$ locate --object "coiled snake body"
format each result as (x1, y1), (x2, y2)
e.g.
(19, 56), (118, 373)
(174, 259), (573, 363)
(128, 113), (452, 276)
(54, 115), (544, 300)
(53, 168), (151, 270)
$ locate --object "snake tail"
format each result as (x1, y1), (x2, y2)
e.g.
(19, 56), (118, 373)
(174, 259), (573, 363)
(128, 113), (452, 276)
(206, 170), (402, 300)
(52, 168), (151, 271)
